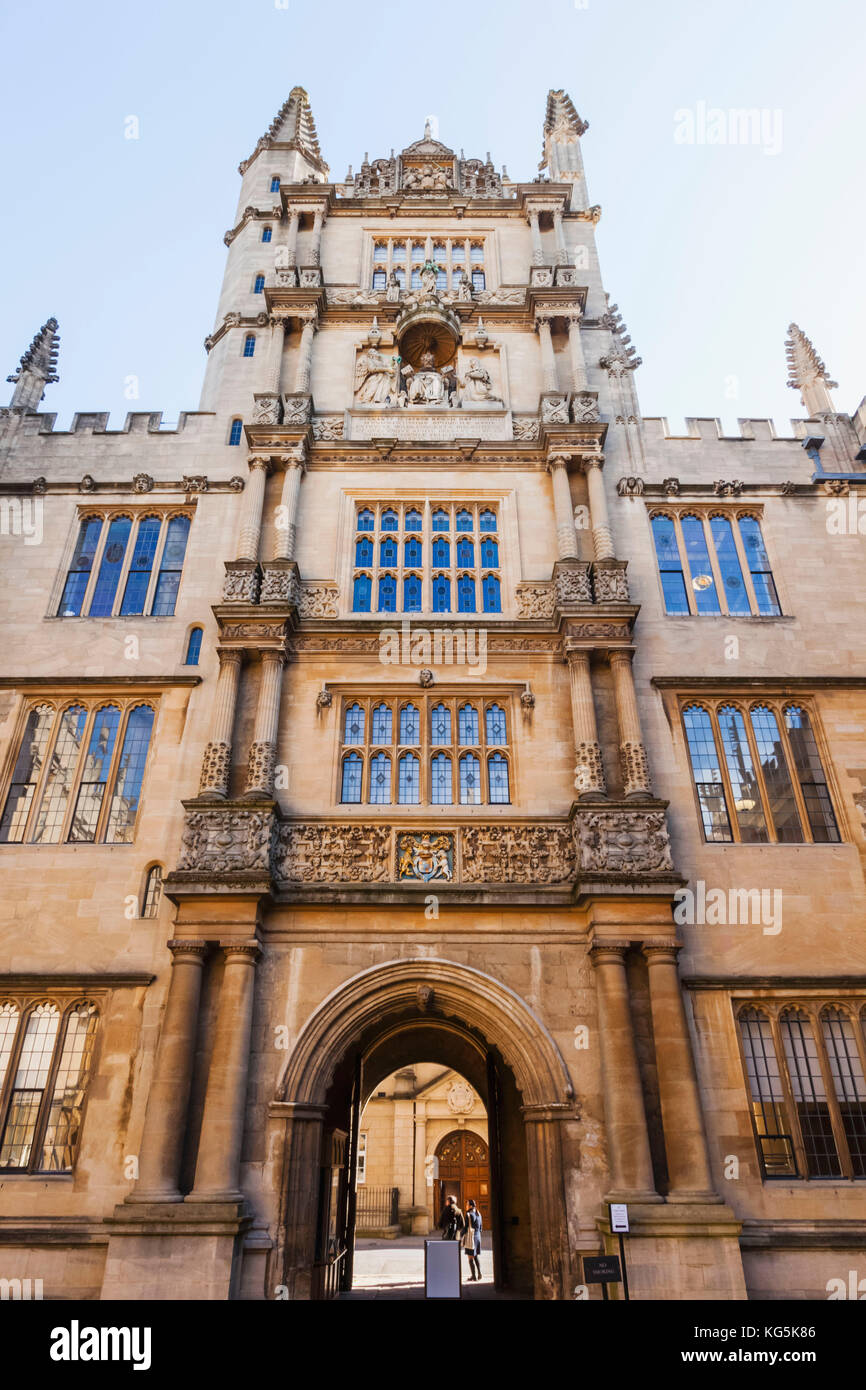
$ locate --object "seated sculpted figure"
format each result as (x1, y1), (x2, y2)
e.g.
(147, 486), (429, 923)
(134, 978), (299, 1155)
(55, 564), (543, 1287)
(403, 348), (448, 405)
(460, 357), (499, 403)
(354, 347), (394, 405)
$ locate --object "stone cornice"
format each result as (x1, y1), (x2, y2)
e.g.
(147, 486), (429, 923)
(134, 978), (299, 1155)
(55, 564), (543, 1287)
(652, 676), (866, 690)
(8, 477), (243, 497)
(0, 676), (201, 688)
(683, 976), (866, 990)
(0, 973), (155, 989)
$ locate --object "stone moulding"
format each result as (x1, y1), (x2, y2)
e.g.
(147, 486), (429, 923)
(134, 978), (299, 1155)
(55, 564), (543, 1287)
(172, 805), (678, 892)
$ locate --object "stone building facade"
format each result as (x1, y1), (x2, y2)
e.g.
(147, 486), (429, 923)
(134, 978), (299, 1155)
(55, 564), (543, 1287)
(0, 87), (865, 1302)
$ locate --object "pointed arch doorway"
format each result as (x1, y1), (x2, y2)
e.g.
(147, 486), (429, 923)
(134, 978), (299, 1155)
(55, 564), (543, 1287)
(436, 1129), (492, 1232)
(270, 958), (575, 1300)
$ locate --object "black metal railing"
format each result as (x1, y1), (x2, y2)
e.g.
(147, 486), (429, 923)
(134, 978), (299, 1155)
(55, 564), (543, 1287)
(356, 1185), (399, 1226)
(312, 1242), (347, 1300)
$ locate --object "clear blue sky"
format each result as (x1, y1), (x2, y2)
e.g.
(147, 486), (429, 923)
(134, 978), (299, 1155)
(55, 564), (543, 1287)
(1, 0), (863, 433)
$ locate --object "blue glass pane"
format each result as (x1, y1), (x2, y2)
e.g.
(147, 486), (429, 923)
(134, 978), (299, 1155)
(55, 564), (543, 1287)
(433, 576), (450, 612)
(381, 509), (398, 531)
(380, 537), (397, 565)
(355, 537), (373, 565)
(353, 574), (371, 611)
(458, 705), (479, 743)
(229, 419), (243, 445)
(404, 574), (422, 611)
(344, 704), (365, 744)
(372, 270), (386, 290)
(261, 227), (272, 242)
(456, 509), (473, 531)
(680, 517), (720, 614)
(479, 510), (497, 532)
(457, 539), (474, 566)
(69, 704), (122, 842)
(432, 509), (449, 532)
(480, 538), (498, 567)
(458, 577), (476, 612)
(105, 705), (154, 843)
(254, 275), (265, 293)
(120, 517), (161, 616)
(431, 753), (452, 805)
(432, 538), (449, 566)
(459, 754), (481, 804)
(59, 517), (103, 616)
(404, 537), (422, 566)
(488, 753), (510, 804)
(89, 517), (132, 616)
(399, 704), (419, 743)
(431, 704), (451, 745)
(750, 706), (803, 842)
(660, 570), (690, 614)
(486, 705), (507, 744)
(739, 517), (781, 615)
(683, 705), (732, 842)
(243, 335), (256, 357)
(369, 752), (391, 804)
(709, 516), (750, 615)
(341, 754), (362, 803)
(185, 628), (203, 665)
(152, 517), (190, 616)
(378, 575), (397, 612)
(398, 754), (420, 804)
(651, 515), (689, 615)
(371, 704), (392, 743)
(482, 575), (501, 612)
(270, 177), (280, 191)
(357, 509), (374, 532)
(404, 510), (422, 531)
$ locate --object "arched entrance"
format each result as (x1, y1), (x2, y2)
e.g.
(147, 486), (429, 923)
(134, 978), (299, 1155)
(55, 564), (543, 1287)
(269, 958), (575, 1300)
(435, 1130), (491, 1231)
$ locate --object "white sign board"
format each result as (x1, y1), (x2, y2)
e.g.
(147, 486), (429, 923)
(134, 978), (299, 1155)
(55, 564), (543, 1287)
(610, 1202), (629, 1233)
(425, 1239), (461, 1299)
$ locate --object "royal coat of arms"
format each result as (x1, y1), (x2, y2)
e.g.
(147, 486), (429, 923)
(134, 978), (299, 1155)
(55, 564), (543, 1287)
(397, 832), (454, 882)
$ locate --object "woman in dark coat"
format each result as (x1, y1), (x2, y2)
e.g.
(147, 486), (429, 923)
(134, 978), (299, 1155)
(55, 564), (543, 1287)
(464, 1198), (483, 1281)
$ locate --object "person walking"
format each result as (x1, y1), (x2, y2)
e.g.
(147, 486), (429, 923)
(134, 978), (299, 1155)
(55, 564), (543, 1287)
(439, 1194), (466, 1241)
(464, 1198), (483, 1281)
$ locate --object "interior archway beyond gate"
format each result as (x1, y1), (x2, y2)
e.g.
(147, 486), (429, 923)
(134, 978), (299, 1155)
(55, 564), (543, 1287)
(273, 959), (574, 1300)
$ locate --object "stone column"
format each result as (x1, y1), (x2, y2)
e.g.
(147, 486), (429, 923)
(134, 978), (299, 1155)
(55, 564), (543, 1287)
(584, 457), (615, 561)
(589, 943), (658, 1201)
(567, 310), (588, 390)
(608, 648), (652, 796)
(274, 1103), (327, 1299)
(127, 940), (208, 1202)
(294, 319), (317, 394)
(198, 649), (243, 798)
(547, 454), (579, 561)
(187, 940), (261, 1203)
(272, 454), (305, 563)
(528, 207), (544, 265)
(310, 209), (325, 265)
(286, 208), (301, 267)
(269, 318), (287, 396)
(565, 646), (606, 797)
(236, 456), (270, 563)
(536, 316), (559, 393)
(523, 1109), (570, 1299)
(245, 650), (285, 797)
(552, 207), (568, 266)
(643, 942), (717, 1201)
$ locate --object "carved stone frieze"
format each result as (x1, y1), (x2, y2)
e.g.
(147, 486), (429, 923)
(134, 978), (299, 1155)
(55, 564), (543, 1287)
(220, 622), (287, 640)
(260, 566), (301, 606)
(616, 476), (644, 497)
(515, 583), (556, 619)
(572, 392), (599, 423)
(252, 394), (282, 425)
(312, 415), (345, 440)
(275, 823), (391, 883)
(512, 417), (540, 441)
(179, 807), (275, 872)
(223, 565), (261, 604)
(473, 287), (526, 306)
(462, 824), (575, 884)
(298, 582), (339, 618)
(554, 563), (593, 606)
(540, 392), (570, 424)
(281, 393), (312, 425)
(591, 563), (630, 603)
(530, 267), (554, 288)
(574, 810), (673, 875)
(182, 475), (209, 493)
(713, 479), (744, 497)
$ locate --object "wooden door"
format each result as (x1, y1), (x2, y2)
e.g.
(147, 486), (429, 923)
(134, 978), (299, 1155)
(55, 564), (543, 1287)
(436, 1130), (491, 1231)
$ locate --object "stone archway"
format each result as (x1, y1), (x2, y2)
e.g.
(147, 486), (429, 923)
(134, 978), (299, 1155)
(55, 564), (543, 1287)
(268, 958), (576, 1300)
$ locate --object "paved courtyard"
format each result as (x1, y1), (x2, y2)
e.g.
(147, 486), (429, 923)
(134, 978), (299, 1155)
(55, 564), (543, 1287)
(343, 1234), (511, 1300)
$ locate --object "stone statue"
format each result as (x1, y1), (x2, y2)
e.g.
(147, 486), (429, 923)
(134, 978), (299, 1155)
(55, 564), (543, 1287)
(457, 268), (473, 301)
(418, 260), (440, 296)
(354, 347), (395, 404)
(386, 270), (401, 301)
(403, 349), (449, 405)
(460, 357), (499, 403)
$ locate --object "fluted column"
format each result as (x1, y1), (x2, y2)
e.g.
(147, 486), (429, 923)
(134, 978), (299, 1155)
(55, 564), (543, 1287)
(310, 209), (325, 265)
(236, 456), (269, 563)
(536, 316), (558, 393)
(272, 455), (305, 563)
(528, 207), (544, 265)
(643, 943), (717, 1201)
(584, 457), (615, 561)
(548, 454), (579, 560)
(567, 310), (588, 390)
(286, 208), (300, 267)
(565, 646), (605, 797)
(269, 318), (287, 395)
(294, 319), (317, 394)
(608, 648), (652, 796)
(198, 649), (243, 798)
(552, 207), (568, 266)
(245, 651), (286, 797)
(127, 940), (208, 1202)
(589, 943), (658, 1201)
(187, 940), (261, 1202)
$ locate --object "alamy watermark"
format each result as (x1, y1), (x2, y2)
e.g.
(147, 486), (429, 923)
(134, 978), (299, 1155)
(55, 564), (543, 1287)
(0, 496), (43, 546)
(379, 617), (487, 675)
(674, 880), (782, 935)
(674, 102), (783, 156)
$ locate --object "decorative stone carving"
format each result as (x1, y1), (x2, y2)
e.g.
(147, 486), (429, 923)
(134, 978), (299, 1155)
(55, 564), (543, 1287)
(460, 357), (500, 404)
(419, 669), (434, 688)
(617, 477), (644, 497)
(350, 411), (509, 442)
(554, 266), (580, 287)
(354, 347), (395, 405)
(328, 288), (382, 307)
(620, 741), (652, 797)
(591, 564), (630, 603)
(298, 582), (339, 617)
(397, 832), (454, 882)
(474, 288), (526, 306)
(713, 479), (744, 497)
(520, 686), (536, 712)
(554, 565), (593, 606)
(282, 393), (312, 426)
(298, 268), (323, 289)
(513, 417), (540, 441)
(312, 415), (345, 440)
(541, 393), (570, 424)
(316, 687), (332, 711)
(222, 622), (286, 640)
(574, 743), (605, 796)
(228, 476), (245, 492)
(516, 584), (556, 619)
(132, 473), (153, 493)
(662, 477), (681, 496)
(462, 825), (575, 884)
(530, 267), (554, 287)
(275, 823), (391, 882)
(447, 1079), (475, 1113)
(198, 743), (231, 797)
(222, 566), (261, 603)
(416, 984), (433, 1012)
(824, 478), (849, 496)
(260, 567), (301, 605)
(32, 477), (47, 494)
(572, 392), (599, 423)
(574, 810), (673, 875)
(182, 475), (209, 493)
(252, 394), (282, 425)
(79, 475), (96, 493)
(780, 480), (797, 496)
(178, 808), (274, 872)
(246, 741), (276, 796)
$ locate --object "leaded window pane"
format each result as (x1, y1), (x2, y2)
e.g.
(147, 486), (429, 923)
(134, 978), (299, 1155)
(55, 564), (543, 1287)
(822, 1008), (866, 1176)
(68, 704), (121, 843)
(682, 705), (732, 842)
(355, 537), (373, 566)
(433, 575), (450, 612)
(431, 704), (451, 745)
(380, 536), (397, 565)
(119, 515), (162, 616)
(459, 753), (481, 804)
(651, 515), (689, 614)
(457, 538), (474, 566)
(432, 509), (449, 531)
(781, 1010), (841, 1177)
(341, 753), (362, 803)
(479, 510), (496, 532)
(381, 509), (398, 531)
(59, 518), (103, 616)
(739, 517), (780, 615)
(89, 517), (132, 616)
(344, 704), (365, 744)
(398, 753), (420, 804)
(369, 752), (391, 804)
(716, 705), (768, 842)
(40, 1003), (98, 1172)
(404, 537), (422, 566)
(378, 574), (397, 612)
(750, 705), (803, 842)
(31, 705), (88, 844)
(399, 705), (420, 744)
(431, 753), (452, 805)
(142, 865), (163, 918)
(458, 575), (476, 613)
(480, 537), (498, 567)
(488, 753), (510, 804)
(709, 516), (750, 615)
(482, 575), (501, 612)
(357, 509), (375, 531)
(104, 705), (154, 843)
(0, 705), (54, 843)
(458, 704), (479, 744)
(152, 516), (190, 616)
(0, 1003), (60, 1169)
(404, 574), (422, 611)
(185, 628), (203, 665)
(353, 574), (372, 612)
(680, 516), (720, 614)
(432, 537), (449, 566)
(0, 1004), (20, 1098)
(486, 704), (506, 745)
(784, 706), (840, 843)
(738, 1008), (797, 1177)
(404, 509), (422, 531)
(456, 509), (473, 531)
(371, 704), (392, 744)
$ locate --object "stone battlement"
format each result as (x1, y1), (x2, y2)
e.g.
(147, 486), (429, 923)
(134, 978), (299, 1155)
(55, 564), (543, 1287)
(1, 409), (216, 437)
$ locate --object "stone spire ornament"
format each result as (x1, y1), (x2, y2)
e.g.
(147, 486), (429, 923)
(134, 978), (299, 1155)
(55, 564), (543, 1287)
(540, 89), (589, 208)
(785, 322), (838, 416)
(6, 317), (60, 411)
(239, 85), (329, 179)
